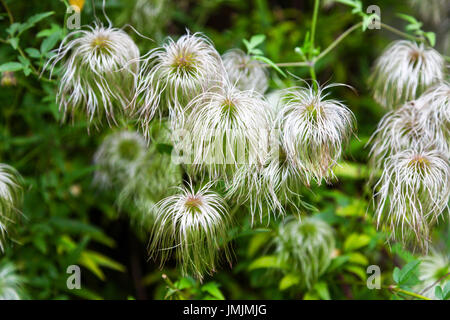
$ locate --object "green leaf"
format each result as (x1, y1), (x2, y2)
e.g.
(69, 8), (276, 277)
(253, 55), (286, 77)
(175, 277), (195, 290)
(396, 13), (419, 25)
(279, 274), (300, 290)
(248, 255), (281, 270)
(435, 285), (444, 300)
(345, 265), (366, 281)
(40, 32), (60, 54)
(25, 48), (41, 58)
(314, 282), (331, 300)
(424, 32), (436, 47)
(394, 260), (421, 286)
(249, 34), (266, 48)
(0, 62), (23, 72)
(393, 267), (401, 284)
(85, 251), (126, 272)
(26, 12), (55, 26)
(7, 37), (19, 50)
(201, 282), (225, 300)
(348, 252), (369, 265)
(344, 233), (371, 251)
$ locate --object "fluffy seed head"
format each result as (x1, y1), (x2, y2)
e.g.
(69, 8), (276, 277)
(180, 82), (273, 182)
(415, 250), (450, 299)
(278, 84), (355, 184)
(0, 262), (24, 300)
(222, 49), (268, 93)
(93, 130), (148, 188)
(148, 181), (231, 280)
(275, 217), (335, 289)
(416, 82), (450, 152)
(374, 146), (450, 252)
(134, 32), (225, 136)
(47, 23), (139, 126)
(0, 164), (23, 252)
(369, 40), (445, 108)
(368, 100), (448, 170)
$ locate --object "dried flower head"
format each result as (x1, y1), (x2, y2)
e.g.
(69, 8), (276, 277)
(275, 217), (335, 289)
(374, 146), (450, 252)
(368, 100), (448, 170)
(0, 164), (23, 252)
(222, 49), (268, 93)
(0, 262), (24, 300)
(181, 82), (272, 182)
(278, 83), (355, 184)
(93, 130), (148, 188)
(369, 40), (445, 108)
(47, 23), (139, 126)
(226, 129), (310, 223)
(415, 250), (450, 299)
(416, 82), (450, 152)
(134, 32), (225, 136)
(148, 181), (231, 280)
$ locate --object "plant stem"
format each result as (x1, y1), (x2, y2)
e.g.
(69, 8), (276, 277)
(310, 0), (320, 60)
(419, 272), (450, 296)
(379, 22), (424, 43)
(309, 0), (320, 89)
(388, 285), (431, 300)
(1, 0), (14, 24)
(276, 20), (426, 70)
(316, 21), (362, 61)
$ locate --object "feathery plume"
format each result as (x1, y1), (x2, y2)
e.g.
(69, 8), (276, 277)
(275, 217), (335, 289)
(148, 181), (231, 280)
(374, 146), (450, 252)
(415, 250), (450, 299)
(369, 40), (445, 108)
(180, 82), (272, 182)
(368, 100), (448, 170)
(0, 262), (25, 300)
(222, 49), (268, 93)
(134, 32), (225, 136)
(278, 83), (355, 184)
(0, 164), (23, 252)
(416, 82), (450, 153)
(46, 23), (139, 126)
(118, 137), (183, 229)
(93, 130), (148, 189)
